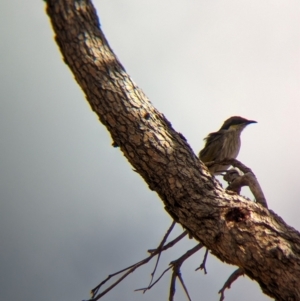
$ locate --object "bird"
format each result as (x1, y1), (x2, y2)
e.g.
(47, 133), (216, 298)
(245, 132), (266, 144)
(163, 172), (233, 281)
(199, 116), (257, 174)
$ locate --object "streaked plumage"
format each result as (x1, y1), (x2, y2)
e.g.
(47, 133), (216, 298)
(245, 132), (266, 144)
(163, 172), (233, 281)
(199, 116), (257, 174)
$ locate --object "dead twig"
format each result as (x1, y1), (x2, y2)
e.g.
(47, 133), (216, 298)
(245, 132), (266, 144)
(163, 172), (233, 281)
(218, 268), (244, 301)
(145, 221), (176, 292)
(195, 248), (209, 274)
(169, 243), (203, 301)
(90, 227), (187, 300)
(136, 243), (203, 300)
(135, 265), (172, 292)
(147, 230), (188, 254)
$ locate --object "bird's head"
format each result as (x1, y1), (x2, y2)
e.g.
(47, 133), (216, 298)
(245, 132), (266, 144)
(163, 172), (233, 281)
(220, 116), (257, 132)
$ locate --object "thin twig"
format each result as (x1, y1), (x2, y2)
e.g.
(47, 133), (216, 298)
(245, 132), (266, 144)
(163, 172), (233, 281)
(148, 231), (188, 253)
(146, 221), (176, 290)
(169, 266), (177, 301)
(218, 268), (244, 301)
(137, 243), (203, 300)
(90, 230), (188, 300)
(135, 266), (172, 292)
(195, 248), (209, 274)
(177, 271), (192, 301)
(169, 243), (203, 301)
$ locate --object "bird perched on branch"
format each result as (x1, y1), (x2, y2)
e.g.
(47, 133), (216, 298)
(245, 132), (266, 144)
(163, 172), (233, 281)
(199, 116), (257, 174)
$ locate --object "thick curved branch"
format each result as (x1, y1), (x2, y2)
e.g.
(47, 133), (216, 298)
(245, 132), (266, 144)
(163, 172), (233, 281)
(222, 159), (268, 208)
(46, 1), (300, 300)
(218, 159), (268, 208)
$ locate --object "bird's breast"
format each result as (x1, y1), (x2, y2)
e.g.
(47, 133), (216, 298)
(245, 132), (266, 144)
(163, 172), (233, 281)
(222, 132), (241, 159)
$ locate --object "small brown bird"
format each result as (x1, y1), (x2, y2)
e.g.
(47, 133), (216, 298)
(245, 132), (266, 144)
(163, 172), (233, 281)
(199, 116), (257, 174)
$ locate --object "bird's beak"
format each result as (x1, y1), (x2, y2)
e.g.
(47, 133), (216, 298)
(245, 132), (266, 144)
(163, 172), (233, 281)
(246, 120), (257, 125)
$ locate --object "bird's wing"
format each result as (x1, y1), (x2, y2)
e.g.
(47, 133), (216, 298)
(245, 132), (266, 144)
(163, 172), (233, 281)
(199, 131), (224, 163)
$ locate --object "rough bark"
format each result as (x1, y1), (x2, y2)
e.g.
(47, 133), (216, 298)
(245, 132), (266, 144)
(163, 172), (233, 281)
(46, 1), (300, 300)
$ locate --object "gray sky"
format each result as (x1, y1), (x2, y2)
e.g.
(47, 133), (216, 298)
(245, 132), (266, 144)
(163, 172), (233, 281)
(1, 0), (299, 300)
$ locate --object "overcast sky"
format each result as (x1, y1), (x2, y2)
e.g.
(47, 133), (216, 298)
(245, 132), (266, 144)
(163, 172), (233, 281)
(1, 1), (300, 300)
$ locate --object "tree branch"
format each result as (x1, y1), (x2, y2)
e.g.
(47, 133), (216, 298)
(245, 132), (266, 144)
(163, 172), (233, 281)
(46, 1), (300, 300)
(218, 268), (244, 301)
(90, 229), (187, 300)
(169, 244), (203, 301)
(146, 221), (176, 291)
(195, 248), (209, 274)
(222, 159), (268, 208)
